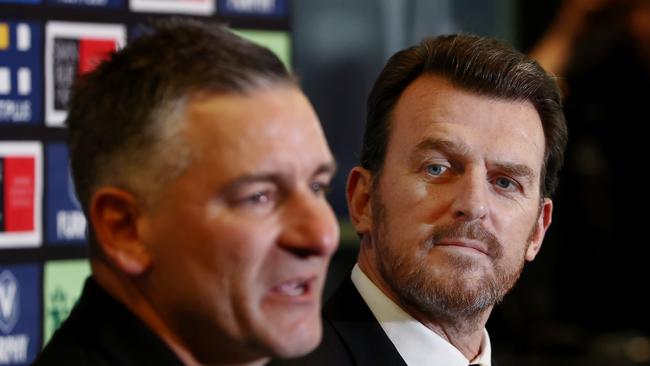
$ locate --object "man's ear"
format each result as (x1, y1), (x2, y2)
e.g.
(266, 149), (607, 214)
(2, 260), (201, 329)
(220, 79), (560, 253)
(346, 166), (374, 237)
(525, 198), (553, 261)
(90, 187), (151, 275)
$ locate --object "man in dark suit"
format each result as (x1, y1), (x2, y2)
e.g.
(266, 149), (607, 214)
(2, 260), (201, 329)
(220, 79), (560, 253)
(33, 21), (339, 366)
(273, 34), (567, 366)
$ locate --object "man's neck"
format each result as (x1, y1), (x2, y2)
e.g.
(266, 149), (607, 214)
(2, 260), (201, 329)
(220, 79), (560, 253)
(91, 260), (270, 366)
(399, 301), (490, 361)
(357, 255), (491, 361)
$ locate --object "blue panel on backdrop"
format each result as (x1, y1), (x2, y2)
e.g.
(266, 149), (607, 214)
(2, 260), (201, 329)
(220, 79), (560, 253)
(0, 0), (40, 4)
(0, 21), (43, 124)
(217, 0), (287, 17)
(45, 143), (87, 244)
(0, 264), (40, 366)
(46, 0), (123, 9)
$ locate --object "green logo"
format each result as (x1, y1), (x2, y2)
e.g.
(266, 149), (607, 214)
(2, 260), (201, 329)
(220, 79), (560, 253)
(48, 286), (69, 331)
(43, 259), (90, 346)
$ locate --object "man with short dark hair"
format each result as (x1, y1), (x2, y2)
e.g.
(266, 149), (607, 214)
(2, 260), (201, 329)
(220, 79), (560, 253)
(275, 34), (567, 366)
(34, 21), (339, 366)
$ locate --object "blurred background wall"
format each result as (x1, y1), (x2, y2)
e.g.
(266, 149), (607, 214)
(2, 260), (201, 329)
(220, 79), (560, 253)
(1, 0), (649, 365)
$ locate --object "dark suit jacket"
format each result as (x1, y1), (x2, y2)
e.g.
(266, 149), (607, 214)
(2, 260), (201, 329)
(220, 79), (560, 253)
(271, 278), (498, 366)
(270, 278), (407, 366)
(32, 277), (184, 366)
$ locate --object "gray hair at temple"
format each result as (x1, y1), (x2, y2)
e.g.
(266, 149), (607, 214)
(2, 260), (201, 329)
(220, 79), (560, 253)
(67, 19), (293, 215)
(65, 19), (293, 253)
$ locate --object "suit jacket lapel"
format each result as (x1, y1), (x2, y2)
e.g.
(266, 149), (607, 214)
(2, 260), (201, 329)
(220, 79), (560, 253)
(324, 278), (408, 366)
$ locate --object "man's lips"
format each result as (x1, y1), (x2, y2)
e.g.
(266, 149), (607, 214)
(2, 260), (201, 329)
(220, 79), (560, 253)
(435, 239), (489, 255)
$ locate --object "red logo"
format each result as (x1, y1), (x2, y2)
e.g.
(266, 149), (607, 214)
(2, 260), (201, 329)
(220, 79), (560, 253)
(3, 157), (35, 232)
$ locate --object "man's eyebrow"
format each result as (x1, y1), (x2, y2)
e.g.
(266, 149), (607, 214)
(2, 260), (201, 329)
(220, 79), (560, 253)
(314, 161), (338, 177)
(223, 161), (338, 191)
(493, 162), (536, 183)
(412, 138), (471, 159)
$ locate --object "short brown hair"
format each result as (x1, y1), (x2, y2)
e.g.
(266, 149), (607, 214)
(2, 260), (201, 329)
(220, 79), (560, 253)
(362, 34), (567, 197)
(67, 19), (292, 214)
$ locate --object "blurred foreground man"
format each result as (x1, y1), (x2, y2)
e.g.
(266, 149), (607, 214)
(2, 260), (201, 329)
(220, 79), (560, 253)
(34, 21), (339, 366)
(275, 34), (567, 366)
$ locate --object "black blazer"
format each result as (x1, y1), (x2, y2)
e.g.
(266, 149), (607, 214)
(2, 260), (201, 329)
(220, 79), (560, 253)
(271, 278), (407, 366)
(32, 277), (184, 366)
(271, 278), (499, 366)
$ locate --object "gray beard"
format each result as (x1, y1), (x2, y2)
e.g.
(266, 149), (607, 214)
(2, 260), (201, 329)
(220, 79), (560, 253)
(377, 244), (524, 324)
(371, 194), (532, 324)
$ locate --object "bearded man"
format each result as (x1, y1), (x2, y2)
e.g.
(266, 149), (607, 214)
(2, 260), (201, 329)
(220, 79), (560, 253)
(272, 33), (567, 366)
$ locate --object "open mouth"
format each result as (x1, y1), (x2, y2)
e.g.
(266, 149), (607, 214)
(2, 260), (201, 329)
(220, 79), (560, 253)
(272, 277), (314, 297)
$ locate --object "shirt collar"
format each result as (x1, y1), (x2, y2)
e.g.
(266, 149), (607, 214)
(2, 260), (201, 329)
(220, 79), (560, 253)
(350, 264), (492, 366)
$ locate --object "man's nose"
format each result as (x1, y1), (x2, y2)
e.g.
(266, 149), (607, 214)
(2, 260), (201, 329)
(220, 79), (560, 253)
(449, 170), (488, 222)
(278, 192), (339, 258)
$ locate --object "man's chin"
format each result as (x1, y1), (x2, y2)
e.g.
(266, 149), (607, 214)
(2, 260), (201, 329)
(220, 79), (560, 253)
(265, 324), (322, 360)
(391, 272), (499, 317)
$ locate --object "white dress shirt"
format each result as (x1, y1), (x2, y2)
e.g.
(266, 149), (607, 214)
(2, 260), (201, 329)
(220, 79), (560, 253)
(351, 264), (492, 366)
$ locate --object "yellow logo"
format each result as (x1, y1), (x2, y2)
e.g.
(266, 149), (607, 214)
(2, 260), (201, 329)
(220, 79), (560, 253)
(0, 23), (10, 50)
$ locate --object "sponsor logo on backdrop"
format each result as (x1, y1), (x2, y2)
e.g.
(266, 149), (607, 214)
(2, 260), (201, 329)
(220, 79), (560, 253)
(130, 0), (214, 15)
(47, 286), (69, 333)
(43, 260), (89, 344)
(0, 265), (40, 365)
(0, 142), (42, 249)
(45, 144), (86, 244)
(0, 271), (18, 335)
(0, 21), (43, 124)
(216, 0), (286, 17)
(45, 22), (126, 127)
